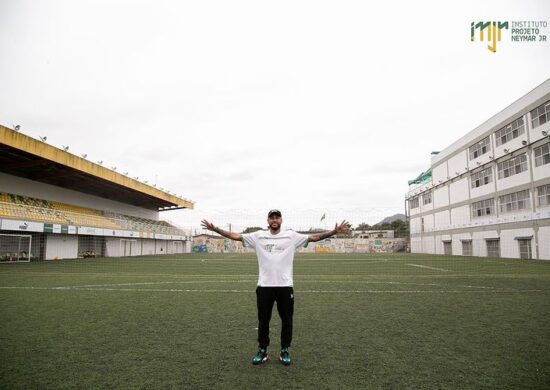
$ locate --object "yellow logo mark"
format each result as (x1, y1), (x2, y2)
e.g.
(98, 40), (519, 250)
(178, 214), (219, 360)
(471, 21), (509, 52)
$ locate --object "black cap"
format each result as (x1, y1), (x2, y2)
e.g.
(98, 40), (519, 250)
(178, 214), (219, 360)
(268, 209), (282, 217)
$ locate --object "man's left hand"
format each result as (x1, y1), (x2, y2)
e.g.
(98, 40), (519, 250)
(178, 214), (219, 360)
(334, 220), (351, 234)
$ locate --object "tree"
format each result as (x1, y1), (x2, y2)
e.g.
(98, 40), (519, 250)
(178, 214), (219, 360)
(355, 223), (371, 231)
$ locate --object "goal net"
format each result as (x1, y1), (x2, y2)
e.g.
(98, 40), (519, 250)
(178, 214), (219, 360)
(0, 234), (32, 263)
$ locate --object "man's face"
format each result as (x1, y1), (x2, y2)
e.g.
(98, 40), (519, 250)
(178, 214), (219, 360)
(267, 215), (282, 230)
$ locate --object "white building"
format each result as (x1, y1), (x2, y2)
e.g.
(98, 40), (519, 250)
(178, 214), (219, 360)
(406, 79), (550, 260)
(352, 230), (395, 239)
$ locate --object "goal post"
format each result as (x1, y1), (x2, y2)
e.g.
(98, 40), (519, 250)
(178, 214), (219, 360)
(0, 234), (32, 263)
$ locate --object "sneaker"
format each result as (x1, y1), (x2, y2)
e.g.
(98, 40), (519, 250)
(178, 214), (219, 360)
(252, 348), (269, 365)
(278, 348), (291, 366)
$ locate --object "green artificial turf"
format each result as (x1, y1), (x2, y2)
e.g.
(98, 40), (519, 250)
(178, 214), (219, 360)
(1, 253), (549, 389)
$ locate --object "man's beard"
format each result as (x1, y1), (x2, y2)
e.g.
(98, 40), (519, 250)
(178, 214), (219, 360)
(269, 223), (280, 230)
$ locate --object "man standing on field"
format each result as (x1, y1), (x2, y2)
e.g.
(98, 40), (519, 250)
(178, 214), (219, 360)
(201, 209), (350, 366)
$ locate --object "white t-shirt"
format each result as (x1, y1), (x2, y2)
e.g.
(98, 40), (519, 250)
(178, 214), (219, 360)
(241, 230), (309, 287)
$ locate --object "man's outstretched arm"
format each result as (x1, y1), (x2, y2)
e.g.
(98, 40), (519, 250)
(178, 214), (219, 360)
(308, 220), (351, 242)
(201, 219), (242, 241)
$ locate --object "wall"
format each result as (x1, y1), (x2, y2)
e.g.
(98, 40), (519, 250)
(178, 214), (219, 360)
(538, 226), (550, 259)
(411, 237), (422, 253)
(192, 236), (249, 253)
(141, 239), (156, 256)
(448, 151), (468, 178)
(103, 238), (183, 256)
(432, 163), (448, 184)
(191, 236), (406, 254)
(433, 186), (449, 209)
(422, 235), (435, 254)
(434, 210), (450, 231)
(450, 205), (471, 228)
(45, 234), (78, 260)
(472, 230), (499, 257)
(451, 233), (472, 256)
(449, 178), (469, 204)
(500, 228), (536, 259)
(533, 144), (550, 181)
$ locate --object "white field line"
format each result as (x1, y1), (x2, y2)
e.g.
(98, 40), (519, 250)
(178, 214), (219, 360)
(284, 261), (393, 266)
(54, 280), (502, 290)
(64, 280), (255, 288)
(2, 272), (548, 280)
(0, 286), (543, 293)
(310, 280), (503, 290)
(406, 264), (450, 272)
(298, 259), (389, 262)
(201, 259), (390, 264)
(198, 258), (390, 262)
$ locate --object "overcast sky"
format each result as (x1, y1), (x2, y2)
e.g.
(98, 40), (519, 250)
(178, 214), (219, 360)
(1, 0), (549, 231)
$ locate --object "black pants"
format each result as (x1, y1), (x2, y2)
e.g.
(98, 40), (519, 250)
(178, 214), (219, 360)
(256, 286), (294, 349)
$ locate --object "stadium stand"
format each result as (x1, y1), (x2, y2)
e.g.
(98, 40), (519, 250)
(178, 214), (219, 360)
(0, 192), (121, 229)
(1, 124), (194, 261)
(104, 212), (183, 235)
(0, 192), (185, 234)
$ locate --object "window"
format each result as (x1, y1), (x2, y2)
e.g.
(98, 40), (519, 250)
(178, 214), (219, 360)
(534, 143), (550, 167)
(518, 239), (532, 259)
(497, 153), (528, 179)
(537, 184), (550, 206)
(422, 192), (432, 205)
(486, 240), (500, 257)
(499, 190), (531, 213)
(469, 136), (491, 160)
(495, 117), (525, 146)
(530, 100), (550, 128)
(472, 198), (495, 218)
(470, 167), (493, 189)
(409, 197), (419, 209)
(421, 217), (425, 233)
(443, 241), (452, 256)
(462, 240), (472, 256)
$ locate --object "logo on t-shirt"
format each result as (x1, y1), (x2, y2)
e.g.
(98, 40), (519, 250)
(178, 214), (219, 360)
(263, 243), (284, 253)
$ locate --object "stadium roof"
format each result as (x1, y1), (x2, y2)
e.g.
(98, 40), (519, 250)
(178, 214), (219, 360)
(0, 125), (194, 211)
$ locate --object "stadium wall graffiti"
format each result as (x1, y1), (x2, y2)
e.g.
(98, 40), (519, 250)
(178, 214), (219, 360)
(191, 235), (406, 254)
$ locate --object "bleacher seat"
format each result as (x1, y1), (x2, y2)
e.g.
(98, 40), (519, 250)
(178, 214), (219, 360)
(0, 192), (121, 229)
(0, 192), (185, 235)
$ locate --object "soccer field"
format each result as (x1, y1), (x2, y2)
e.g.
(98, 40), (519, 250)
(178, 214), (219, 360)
(1, 253), (549, 389)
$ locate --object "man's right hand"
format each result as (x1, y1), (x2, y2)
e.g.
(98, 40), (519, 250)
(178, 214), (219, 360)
(201, 219), (216, 232)
(201, 219), (241, 241)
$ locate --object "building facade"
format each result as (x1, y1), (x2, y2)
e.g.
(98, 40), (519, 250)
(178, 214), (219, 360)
(406, 79), (550, 260)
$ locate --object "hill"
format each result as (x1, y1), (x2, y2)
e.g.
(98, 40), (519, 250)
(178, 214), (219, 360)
(376, 213), (406, 225)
